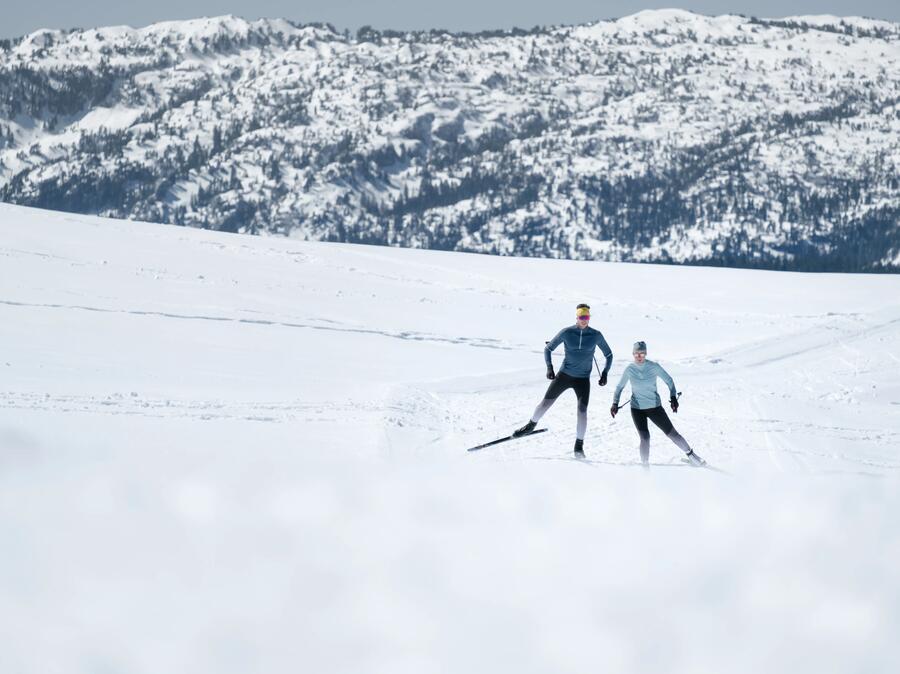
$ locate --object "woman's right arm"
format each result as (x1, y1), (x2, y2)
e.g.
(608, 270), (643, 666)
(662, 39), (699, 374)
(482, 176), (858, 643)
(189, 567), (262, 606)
(612, 366), (630, 407)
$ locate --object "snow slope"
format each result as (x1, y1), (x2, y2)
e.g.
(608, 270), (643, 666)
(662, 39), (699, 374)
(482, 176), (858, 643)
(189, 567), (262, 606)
(1, 203), (899, 673)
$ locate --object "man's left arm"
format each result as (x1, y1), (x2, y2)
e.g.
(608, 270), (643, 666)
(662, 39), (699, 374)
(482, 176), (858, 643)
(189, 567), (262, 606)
(596, 332), (613, 386)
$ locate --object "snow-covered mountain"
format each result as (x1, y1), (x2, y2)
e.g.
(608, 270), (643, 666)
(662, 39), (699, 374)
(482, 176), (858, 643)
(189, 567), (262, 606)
(2, 202), (900, 672)
(1, 9), (899, 271)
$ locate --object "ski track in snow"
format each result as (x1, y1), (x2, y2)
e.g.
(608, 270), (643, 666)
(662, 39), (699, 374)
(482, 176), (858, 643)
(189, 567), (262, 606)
(0, 390), (392, 424)
(0, 298), (526, 352)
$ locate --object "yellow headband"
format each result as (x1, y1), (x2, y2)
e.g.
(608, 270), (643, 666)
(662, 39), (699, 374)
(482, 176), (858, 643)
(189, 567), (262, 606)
(575, 306), (590, 318)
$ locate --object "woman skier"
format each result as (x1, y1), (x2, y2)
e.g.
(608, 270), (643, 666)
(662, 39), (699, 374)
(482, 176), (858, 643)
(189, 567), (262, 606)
(611, 341), (704, 467)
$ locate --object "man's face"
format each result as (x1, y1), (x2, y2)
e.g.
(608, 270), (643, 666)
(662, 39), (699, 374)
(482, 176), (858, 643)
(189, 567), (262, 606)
(576, 315), (590, 329)
(634, 351), (646, 363)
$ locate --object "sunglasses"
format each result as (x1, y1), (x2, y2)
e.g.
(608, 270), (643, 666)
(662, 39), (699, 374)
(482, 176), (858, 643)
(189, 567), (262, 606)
(577, 315), (591, 321)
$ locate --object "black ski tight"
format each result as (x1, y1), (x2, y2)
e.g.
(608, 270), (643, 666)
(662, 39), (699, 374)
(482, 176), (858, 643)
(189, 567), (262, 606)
(630, 406), (691, 462)
(531, 373), (590, 440)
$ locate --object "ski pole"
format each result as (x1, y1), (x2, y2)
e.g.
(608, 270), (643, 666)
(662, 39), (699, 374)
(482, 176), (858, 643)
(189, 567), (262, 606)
(614, 391), (681, 412)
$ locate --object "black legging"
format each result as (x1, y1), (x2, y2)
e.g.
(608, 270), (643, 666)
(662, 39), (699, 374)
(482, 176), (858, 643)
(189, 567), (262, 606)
(630, 406), (691, 462)
(544, 372), (591, 405)
(530, 373), (591, 440)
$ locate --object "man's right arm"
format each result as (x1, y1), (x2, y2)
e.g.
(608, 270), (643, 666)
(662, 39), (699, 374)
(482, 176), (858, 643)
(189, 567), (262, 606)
(544, 330), (564, 369)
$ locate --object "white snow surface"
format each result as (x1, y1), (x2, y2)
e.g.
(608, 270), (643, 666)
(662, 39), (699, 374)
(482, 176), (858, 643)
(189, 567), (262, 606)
(1, 203), (899, 673)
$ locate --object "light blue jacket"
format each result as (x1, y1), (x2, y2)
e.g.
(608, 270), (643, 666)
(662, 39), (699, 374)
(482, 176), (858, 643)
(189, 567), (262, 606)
(613, 360), (677, 410)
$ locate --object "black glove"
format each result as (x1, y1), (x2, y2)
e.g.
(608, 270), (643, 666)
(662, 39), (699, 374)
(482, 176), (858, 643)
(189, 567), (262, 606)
(598, 371), (608, 386)
(610, 404), (618, 418)
(670, 396), (679, 413)
(546, 365), (555, 380)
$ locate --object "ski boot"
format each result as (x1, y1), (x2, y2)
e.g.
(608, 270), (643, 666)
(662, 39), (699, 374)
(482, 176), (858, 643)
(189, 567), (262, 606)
(685, 449), (706, 466)
(512, 420), (537, 438)
(574, 439), (585, 459)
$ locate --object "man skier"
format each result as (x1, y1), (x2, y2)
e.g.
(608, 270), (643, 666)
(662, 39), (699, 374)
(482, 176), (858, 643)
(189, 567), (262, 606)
(610, 341), (704, 467)
(513, 303), (613, 458)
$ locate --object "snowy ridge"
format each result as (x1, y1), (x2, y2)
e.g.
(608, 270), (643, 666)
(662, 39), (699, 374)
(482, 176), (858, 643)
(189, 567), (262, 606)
(1, 202), (900, 672)
(1, 10), (899, 271)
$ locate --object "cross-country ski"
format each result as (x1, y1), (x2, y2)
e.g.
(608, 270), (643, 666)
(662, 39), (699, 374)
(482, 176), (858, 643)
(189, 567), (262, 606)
(466, 428), (548, 451)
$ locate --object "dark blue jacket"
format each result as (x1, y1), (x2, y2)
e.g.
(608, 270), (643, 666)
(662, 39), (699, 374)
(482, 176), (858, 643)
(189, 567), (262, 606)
(544, 326), (613, 378)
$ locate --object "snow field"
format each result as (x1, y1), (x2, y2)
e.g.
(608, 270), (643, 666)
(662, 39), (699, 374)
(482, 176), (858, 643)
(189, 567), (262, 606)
(1, 203), (899, 673)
